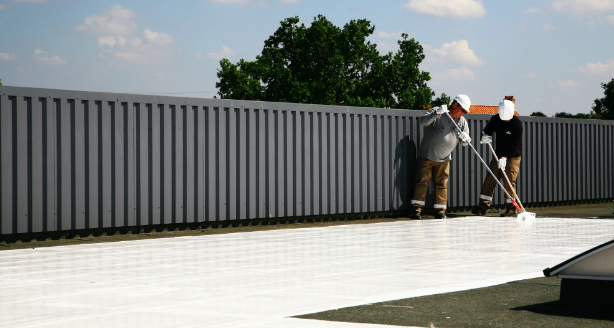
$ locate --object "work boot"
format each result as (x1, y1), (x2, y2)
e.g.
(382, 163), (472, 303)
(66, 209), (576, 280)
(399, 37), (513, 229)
(471, 202), (489, 216)
(434, 211), (447, 219)
(411, 204), (423, 220)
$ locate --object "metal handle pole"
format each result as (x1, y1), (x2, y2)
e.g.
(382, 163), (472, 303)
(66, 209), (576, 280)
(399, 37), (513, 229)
(443, 112), (522, 212)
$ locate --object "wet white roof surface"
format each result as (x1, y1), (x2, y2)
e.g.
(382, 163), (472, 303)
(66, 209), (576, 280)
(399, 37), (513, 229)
(2, 216), (613, 328)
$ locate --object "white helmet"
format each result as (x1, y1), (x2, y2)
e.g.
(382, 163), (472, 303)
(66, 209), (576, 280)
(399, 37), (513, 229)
(498, 100), (515, 120)
(454, 94), (471, 112)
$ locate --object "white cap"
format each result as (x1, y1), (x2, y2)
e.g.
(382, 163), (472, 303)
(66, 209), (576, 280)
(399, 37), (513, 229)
(498, 100), (515, 120)
(454, 94), (471, 112)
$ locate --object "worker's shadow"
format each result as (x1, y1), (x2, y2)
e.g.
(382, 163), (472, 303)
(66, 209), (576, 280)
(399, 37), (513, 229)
(394, 135), (418, 211)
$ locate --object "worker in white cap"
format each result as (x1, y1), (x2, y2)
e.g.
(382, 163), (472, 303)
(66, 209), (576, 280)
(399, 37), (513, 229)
(472, 99), (523, 217)
(410, 94), (472, 220)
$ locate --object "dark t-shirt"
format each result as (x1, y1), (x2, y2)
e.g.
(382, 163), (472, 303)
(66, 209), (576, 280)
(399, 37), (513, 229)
(483, 115), (523, 158)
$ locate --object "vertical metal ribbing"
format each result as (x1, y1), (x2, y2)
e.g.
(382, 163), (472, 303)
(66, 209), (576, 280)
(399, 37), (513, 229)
(351, 113), (360, 213)
(174, 105), (185, 224)
(42, 97), (56, 232)
(246, 108), (257, 219)
(72, 99), (85, 230)
(320, 112), (329, 215)
(185, 106), (195, 223)
(86, 99), (97, 229)
(30, 97), (44, 232)
(360, 114), (368, 212)
(205, 107), (216, 222)
(256, 109), (266, 218)
(227, 107), (237, 222)
(15, 97), (28, 233)
(343, 112), (350, 213)
(284, 110), (294, 217)
(125, 102), (136, 227)
(331, 113), (339, 214)
(150, 104), (161, 225)
(367, 114), (375, 212)
(303, 111), (311, 216)
(374, 114), (381, 211)
(100, 101), (112, 228)
(196, 106), (205, 223)
(238, 107), (248, 221)
(267, 110), (277, 218)
(112, 102), (126, 227)
(311, 111), (320, 216)
(218, 107), (227, 221)
(0, 95), (11, 235)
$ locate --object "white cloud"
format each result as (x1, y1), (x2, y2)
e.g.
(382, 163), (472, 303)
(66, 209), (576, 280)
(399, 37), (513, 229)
(0, 52), (19, 61)
(608, 14), (614, 23)
(543, 23), (556, 31)
(143, 29), (173, 45)
(525, 7), (542, 14)
(76, 5), (139, 35)
(378, 30), (404, 39)
(97, 36), (116, 48)
(78, 5), (176, 64)
(431, 40), (483, 65)
(207, 46), (236, 60)
(555, 80), (579, 89)
(280, 0), (298, 2)
(13, 0), (47, 2)
(431, 66), (475, 82)
(403, 0), (486, 18)
(577, 59), (614, 74)
(552, 0), (614, 14)
(33, 49), (67, 65)
(525, 72), (536, 79)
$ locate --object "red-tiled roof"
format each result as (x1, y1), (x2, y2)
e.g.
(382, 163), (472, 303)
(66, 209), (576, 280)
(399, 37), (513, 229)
(468, 104), (519, 116)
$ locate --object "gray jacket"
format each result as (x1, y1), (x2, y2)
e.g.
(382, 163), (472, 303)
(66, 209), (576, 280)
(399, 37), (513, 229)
(417, 108), (469, 162)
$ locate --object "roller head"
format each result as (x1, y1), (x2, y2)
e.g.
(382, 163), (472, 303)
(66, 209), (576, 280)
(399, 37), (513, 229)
(516, 211), (536, 229)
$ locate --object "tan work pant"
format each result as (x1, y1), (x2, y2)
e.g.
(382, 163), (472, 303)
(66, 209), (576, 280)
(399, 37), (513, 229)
(411, 156), (450, 212)
(478, 156), (521, 211)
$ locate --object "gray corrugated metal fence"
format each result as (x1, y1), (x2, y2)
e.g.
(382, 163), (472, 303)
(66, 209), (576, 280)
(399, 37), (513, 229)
(1, 86), (613, 235)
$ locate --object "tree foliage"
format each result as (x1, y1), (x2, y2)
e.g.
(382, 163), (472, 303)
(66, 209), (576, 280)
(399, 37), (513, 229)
(530, 111), (547, 117)
(553, 112), (600, 119)
(592, 78), (614, 120)
(216, 15), (441, 109)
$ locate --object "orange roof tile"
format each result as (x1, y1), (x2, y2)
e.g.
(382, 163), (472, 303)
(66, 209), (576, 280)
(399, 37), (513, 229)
(468, 104), (519, 116)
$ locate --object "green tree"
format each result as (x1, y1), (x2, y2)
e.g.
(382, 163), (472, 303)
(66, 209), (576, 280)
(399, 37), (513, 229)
(592, 78), (614, 120)
(216, 16), (439, 109)
(530, 111), (547, 117)
(431, 93), (451, 107)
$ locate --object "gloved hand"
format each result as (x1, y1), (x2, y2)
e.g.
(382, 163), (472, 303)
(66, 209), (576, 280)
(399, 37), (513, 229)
(480, 135), (492, 144)
(436, 105), (448, 116)
(498, 157), (507, 170)
(458, 132), (471, 143)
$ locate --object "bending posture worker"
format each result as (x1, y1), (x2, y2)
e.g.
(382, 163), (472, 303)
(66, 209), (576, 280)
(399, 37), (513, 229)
(472, 99), (523, 217)
(410, 95), (472, 220)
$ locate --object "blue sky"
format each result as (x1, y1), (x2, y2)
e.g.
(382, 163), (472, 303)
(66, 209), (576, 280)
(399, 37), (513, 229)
(1, 0), (613, 116)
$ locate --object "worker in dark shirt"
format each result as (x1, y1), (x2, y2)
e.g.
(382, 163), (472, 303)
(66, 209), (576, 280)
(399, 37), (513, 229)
(472, 99), (523, 217)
